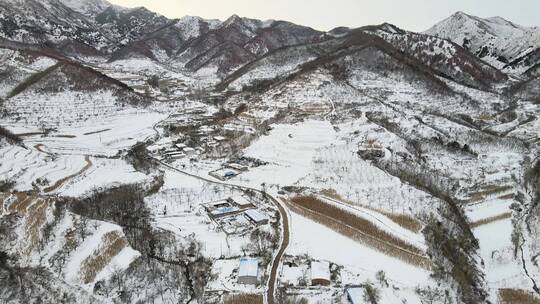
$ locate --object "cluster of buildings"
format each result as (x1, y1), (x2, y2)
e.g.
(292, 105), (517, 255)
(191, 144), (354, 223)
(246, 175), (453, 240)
(202, 195), (270, 235)
(147, 133), (234, 162)
(209, 162), (249, 180)
(279, 258), (379, 304)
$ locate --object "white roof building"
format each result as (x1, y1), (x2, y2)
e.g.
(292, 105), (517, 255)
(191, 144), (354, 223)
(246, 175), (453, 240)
(183, 147), (197, 155)
(244, 209), (269, 225)
(229, 195), (253, 208)
(238, 257), (259, 285)
(310, 260), (331, 286)
(346, 287), (364, 304)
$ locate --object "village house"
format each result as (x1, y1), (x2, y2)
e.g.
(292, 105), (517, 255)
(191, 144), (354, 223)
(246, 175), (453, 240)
(244, 209), (269, 226)
(238, 257), (259, 285)
(346, 287), (364, 304)
(227, 195), (254, 208)
(183, 147), (197, 156)
(310, 260), (331, 286)
(226, 163), (249, 172)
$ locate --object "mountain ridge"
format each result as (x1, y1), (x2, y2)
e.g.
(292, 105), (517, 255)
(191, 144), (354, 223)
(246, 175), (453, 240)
(1, 0), (537, 82)
(425, 11), (540, 74)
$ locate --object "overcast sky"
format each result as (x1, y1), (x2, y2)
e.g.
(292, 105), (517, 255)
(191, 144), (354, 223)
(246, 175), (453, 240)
(108, 0), (540, 32)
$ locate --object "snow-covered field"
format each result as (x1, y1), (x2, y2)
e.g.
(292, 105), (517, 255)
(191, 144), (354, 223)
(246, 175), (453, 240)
(0, 143), (87, 191)
(284, 208), (429, 303)
(58, 158), (150, 197)
(287, 208), (429, 285)
(0, 21), (536, 304)
(147, 170), (251, 258)
(239, 120), (338, 186)
(4, 111), (165, 157)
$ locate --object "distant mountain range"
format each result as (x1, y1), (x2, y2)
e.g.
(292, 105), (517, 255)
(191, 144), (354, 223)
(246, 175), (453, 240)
(0, 0), (538, 88)
(426, 11), (540, 74)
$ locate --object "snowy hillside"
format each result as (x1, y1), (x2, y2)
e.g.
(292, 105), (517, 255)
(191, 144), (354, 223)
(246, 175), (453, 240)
(426, 11), (540, 73)
(59, 0), (109, 16)
(1, 2), (540, 304)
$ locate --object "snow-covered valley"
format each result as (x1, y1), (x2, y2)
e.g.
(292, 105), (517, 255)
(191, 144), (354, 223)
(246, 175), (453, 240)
(0, 1), (539, 304)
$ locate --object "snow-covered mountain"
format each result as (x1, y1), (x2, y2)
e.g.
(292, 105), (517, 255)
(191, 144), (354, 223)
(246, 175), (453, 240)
(1, 4), (540, 304)
(59, 0), (109, 17)
(425, 11), (540, 74)
(0, 0), (323, 74)
(0, 0), (110, 53)
(364, 23), (507, 88)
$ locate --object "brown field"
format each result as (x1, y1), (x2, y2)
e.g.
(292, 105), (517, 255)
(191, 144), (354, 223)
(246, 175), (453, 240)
(9, 192), (33, 213)
(23, 198), (50, 255)
(498, 193), (516, 200)
(382, 212), (423, 233)
(224, 294), (264, 304)
(467, 185), (514, 203)
(471, 212), (512, 229)
(2, 193), (51, 256)
(319, 189), (423, 233)
(288, 196), (430, 269)
(499, 288), (540, 304)
(80, 230), (128, 284)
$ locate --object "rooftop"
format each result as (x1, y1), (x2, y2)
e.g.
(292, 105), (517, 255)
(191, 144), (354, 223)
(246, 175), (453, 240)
(347, 287), (364, 304)
(211, 206), (240, 215)
(244, 209), (269, 223)
(239, 257), (259, 277)
(230, 195), (253, 207)
(310, 260), (330, 280)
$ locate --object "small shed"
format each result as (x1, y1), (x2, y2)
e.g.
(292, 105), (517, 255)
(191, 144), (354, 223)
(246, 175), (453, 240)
(238, 257), (259, 285)
(244, 209), (269, 226)
(346, 287), (364, 304)
(310, 261), (331, 286)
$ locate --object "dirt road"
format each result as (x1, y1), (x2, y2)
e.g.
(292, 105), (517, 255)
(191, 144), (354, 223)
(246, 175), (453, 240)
(43, 155), (92, 193)
(265, 197), (289, 304)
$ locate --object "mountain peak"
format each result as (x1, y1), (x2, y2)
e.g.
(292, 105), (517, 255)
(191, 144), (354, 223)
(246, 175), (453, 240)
(451, 11), (471, 18)
(426, 12), (540, 71)
(224, 14), (242, 24)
